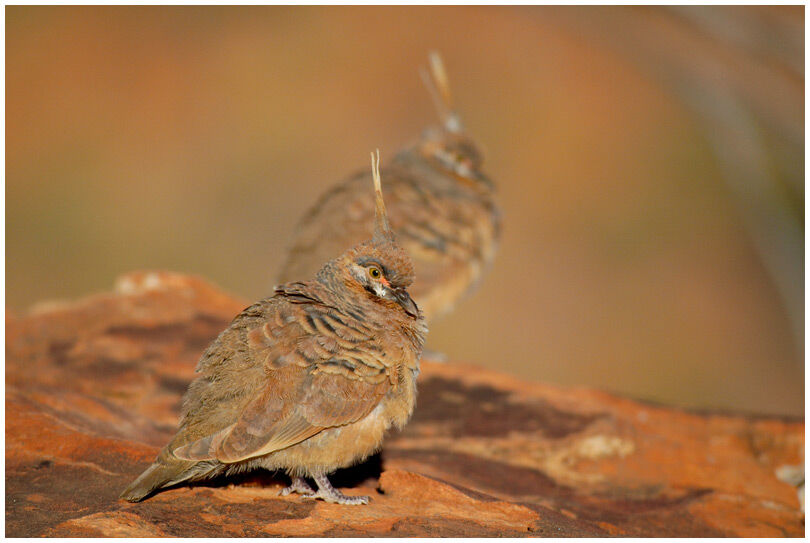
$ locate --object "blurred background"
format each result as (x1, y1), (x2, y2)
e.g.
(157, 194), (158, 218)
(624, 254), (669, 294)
(6, 6), (804, 416)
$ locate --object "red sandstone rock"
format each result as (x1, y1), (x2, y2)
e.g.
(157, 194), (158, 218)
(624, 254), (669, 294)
(6, 271), (805, 536)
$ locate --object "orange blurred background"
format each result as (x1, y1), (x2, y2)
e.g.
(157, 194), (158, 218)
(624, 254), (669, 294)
(6, 6), (804, 415)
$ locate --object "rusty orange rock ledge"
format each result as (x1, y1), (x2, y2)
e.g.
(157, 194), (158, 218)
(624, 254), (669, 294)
(6, 271), (805, 537)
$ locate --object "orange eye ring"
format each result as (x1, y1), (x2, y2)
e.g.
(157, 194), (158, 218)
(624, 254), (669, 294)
(368, 267), (382, 280)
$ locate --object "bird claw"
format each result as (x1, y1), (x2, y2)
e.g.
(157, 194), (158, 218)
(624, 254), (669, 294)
(283, 474), (370, 505)
(302, 490), (370, 505)
(280, 477), (315, 497)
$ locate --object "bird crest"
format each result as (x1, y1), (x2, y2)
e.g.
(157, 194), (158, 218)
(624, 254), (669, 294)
(420, 51), (462, 133)
(371, 149), (394, 242)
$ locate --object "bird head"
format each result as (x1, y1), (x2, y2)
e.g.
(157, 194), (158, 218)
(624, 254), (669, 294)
(323, 150), (420, 319)
(418, 130), (492, 190)
(416, 51), (493, 191)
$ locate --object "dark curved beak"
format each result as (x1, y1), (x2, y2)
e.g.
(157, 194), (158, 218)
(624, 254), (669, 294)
(393, 288), (420, 318)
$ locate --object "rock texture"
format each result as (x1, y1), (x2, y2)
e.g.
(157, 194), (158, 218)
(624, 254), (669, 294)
(6, 271), (805, 537)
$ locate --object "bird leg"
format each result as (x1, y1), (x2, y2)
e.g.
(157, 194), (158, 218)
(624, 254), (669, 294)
(280, 476), (315, 497)
(422, 348), (447, 363)
(303, 474), (370, 505)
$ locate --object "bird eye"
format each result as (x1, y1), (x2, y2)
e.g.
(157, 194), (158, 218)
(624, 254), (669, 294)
(368, 267), (382, 280)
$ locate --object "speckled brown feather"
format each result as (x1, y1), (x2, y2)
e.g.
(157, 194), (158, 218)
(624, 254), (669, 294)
(278, 54), (501, 323)
(120, 154), (426, 504)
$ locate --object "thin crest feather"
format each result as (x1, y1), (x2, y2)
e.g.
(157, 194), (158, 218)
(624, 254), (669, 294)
(428, 52), (453, 110)
(370, 149), (393, 240)
(420, 51), (462, 133)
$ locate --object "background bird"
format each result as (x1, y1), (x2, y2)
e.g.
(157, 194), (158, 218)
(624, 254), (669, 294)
(121, 151), (427, 505)
(278, 53), (501, 324)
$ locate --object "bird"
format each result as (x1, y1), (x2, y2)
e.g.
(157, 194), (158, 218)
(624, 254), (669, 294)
(278, 52), (501, 324)
(120, 150), (427, 505)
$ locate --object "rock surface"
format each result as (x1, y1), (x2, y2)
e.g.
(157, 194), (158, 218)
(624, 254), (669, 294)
(6, 271), (805, 537)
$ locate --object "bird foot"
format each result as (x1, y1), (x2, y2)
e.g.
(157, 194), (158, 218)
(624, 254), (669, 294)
(280, 476), (315, 497)
(422, 349), (447, 363)
(301, 473), (370, 505)
(302, 489), (370, 505)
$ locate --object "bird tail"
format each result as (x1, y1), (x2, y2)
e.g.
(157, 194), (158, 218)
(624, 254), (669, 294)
(119, 455), (201, 502)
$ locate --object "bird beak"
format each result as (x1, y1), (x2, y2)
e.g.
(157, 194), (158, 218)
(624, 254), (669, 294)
(393, 288), (420, 318)
(472, 170), (495, 190)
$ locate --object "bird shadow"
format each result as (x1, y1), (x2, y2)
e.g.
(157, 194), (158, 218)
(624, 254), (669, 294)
(186, 452), (384, 495)
(329, 452), (384, 489)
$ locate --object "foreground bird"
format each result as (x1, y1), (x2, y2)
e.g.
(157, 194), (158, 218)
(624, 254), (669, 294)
(121, 151), (427, 505)
(278, 53), (501, 324)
